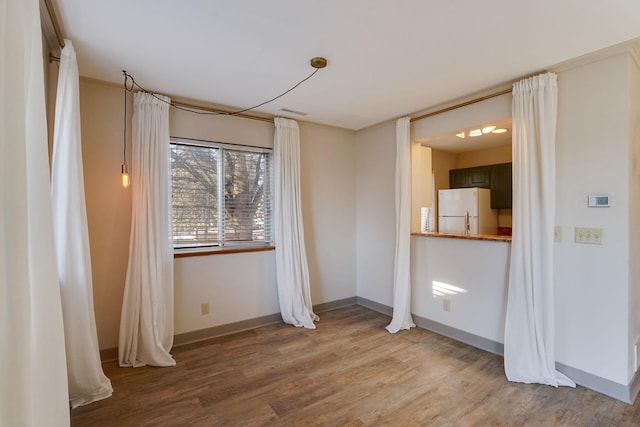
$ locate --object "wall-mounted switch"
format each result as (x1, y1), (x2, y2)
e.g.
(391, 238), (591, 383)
(575, 227), (603, 245)
(554, 226), (562, 242)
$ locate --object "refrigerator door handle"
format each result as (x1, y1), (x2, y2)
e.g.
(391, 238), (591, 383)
(464, 211), (470, 234)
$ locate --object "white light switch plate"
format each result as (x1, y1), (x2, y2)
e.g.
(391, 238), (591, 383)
(575, 227), (603, 245)
(554, 226), (562, 242)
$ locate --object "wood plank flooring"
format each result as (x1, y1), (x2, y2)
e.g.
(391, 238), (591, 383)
(71, 306), (640, 426)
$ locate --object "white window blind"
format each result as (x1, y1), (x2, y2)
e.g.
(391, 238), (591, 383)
(170, 138), (272, 249)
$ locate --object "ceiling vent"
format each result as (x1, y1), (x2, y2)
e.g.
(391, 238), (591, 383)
(280, 108), (308, 116)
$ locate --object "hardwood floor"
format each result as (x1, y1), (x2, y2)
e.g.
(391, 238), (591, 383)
(71, 306), (640, 426)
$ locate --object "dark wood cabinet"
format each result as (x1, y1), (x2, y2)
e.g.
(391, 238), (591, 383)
(449, 166), (490, 189)
(468, 166), (491, 188)
(448, 162), (512, 209)
(449, 168), (469, 188)
(489, 162), (512, 209)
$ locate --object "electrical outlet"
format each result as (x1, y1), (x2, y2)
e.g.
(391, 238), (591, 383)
(554, 226), (562, 242)
(442, 298), (451, 312)
(201, 302), (210, 315)
(575, 227), (603, 245)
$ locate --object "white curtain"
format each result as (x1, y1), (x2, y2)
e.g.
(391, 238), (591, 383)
(51, 39), (113, 408)
(118, 92), (176, 367)
(386, 117), (416, 333)
(274, 117), (318, 329)
(504, 73), (574, 387)
(0, 0), (70, 425)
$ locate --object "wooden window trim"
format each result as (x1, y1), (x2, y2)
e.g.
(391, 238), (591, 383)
(174, 245), (275, 258)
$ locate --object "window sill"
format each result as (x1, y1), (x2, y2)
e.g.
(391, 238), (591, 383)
(174, 245), (275, 258)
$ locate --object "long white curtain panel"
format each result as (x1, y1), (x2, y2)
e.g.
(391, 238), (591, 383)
(0, 0), (70, 425)
(119, 92), (176, 367)
(386, 117), (416, 333)
(51, 39), (113, 408)
(504, 73), (574, 387)
(274, 117), (318, 329)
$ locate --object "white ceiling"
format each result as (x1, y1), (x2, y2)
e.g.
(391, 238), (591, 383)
(419, 118), (513, 154)
(55, 0), (640, 131)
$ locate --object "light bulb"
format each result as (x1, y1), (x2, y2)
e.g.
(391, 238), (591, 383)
(482, 125), (496, 134)
(121, 164), (130, 188)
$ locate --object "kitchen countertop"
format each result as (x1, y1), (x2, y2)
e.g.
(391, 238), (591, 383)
(411, 232), (512, 242)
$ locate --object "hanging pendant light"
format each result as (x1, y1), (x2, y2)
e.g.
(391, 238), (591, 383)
(121, 71), (130, 188)
(121, 163), (129, 188)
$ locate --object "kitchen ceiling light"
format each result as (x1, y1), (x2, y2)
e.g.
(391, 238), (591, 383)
(492, 128), (508, 134)
(482, 125), (496, 134)
(456, 132), (465, 139)
(469, 129), (482, 137)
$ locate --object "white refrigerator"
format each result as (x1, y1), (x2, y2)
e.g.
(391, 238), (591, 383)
(438, 188), (497, 234)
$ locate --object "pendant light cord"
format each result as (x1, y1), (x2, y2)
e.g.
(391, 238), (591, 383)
(123, 71), (133, 166)
(120, 66), (321, 117)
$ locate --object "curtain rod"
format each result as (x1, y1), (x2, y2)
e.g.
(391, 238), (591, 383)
(43, 0), (65, 50)
(171, 101), (274, 124)
(410, 88), (512, 123)
(178, 85), (513, 126)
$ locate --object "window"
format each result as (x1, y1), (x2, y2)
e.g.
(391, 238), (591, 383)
(170, 138), (272, 250)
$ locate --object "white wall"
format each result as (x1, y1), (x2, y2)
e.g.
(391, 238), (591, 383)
(629, 53), (640, 380)
(411, 144), (432, 232)
(79, 79), (132, 350)
(77, 80), (357, 350)
(174, 251), (278, 334)
(413, 93), (511, 142)
(170, 106), (274, 148)
(456, 145), (512, 169)
(555, 53), (631, 385)
(412, 237), (510, 343)
(299, 122), (357, 304)
(431, 149), (458, 231)
(355, 122), (396, 305)
(354, 51), (638, 388)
